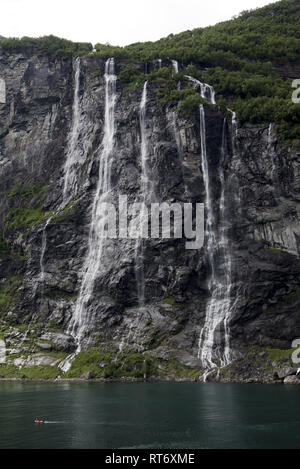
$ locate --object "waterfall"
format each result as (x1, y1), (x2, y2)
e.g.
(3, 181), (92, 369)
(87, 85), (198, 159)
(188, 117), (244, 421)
(39, 217), (53, 283)
(158, 59), (162, 69)
(114, 82), (151, 352)
(66, 58), (117, 351)
(268, 123), (274, 157)
(268, 123), (272, 148)
(231, 111), (237, 130)
(172, 111), (182, 157)
(134, 81), (151, 306)
(197, 106), (233, 378)
(185, 76), (216, 105)
(139, 82), (151, 199)
(206, 85), (216, 105)
(267, 123), (278, 185)
(218, 119), (232, 366)
(63, 57), (81, 204)
(227, 109), (238, 138)
(35, 58), (82, 300)
(172, 60), (179, 74)
(227, 109), (238, 162)
(22, 213), (54, 345)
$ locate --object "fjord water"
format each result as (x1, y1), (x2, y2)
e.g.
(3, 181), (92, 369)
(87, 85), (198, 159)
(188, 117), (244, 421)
(1, 382), (300, 449)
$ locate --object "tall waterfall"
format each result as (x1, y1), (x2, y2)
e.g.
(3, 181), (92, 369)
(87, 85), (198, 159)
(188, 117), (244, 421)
(24, 217), (53, 344)
(63, 57), (81, 204)
(185, 76), (216, 105)
(140, 82), (151, 200)
(67, 58), (117, 349)
(197, 105), (233, 377)
(268, 123), (274, 156)
(134, 81), (151, 306)
(36, 57), (81, 299)
(172, 111), (182, 157)
(267, 123), (278, 183)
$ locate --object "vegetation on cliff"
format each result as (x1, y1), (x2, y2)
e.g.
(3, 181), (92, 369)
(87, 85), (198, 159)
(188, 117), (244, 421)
(96, 0), (300, 143)
(0, 1), (299, 142)
(0, 35), (92, 57)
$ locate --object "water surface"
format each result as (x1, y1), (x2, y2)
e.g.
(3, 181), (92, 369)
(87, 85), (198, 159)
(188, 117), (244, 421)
(0, 381), (300, 449)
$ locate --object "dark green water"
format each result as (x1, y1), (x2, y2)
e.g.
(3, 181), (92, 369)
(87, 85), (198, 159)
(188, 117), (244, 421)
(1, 381), (300, 449)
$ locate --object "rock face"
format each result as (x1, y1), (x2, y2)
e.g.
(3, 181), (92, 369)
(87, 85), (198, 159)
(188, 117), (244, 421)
(0, 50), (300, 381)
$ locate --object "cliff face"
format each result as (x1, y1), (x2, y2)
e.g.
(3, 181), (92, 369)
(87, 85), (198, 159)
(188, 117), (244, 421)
(0, 51), (299, 382)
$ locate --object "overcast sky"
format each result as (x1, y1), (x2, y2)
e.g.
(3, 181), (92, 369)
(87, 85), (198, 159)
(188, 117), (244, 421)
(2, 0), (274, 46)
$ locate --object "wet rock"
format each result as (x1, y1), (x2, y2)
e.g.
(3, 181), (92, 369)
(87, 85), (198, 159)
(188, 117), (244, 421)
(284, 375), (300, 385)
(276, 367), (296, 380)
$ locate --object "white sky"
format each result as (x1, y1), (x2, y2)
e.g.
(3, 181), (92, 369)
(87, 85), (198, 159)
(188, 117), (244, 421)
(1, 0), (274, 46)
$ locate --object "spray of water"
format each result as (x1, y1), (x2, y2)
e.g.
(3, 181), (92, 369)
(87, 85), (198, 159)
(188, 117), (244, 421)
(197, 107), (234, 380)
(66, 58), (117, 352)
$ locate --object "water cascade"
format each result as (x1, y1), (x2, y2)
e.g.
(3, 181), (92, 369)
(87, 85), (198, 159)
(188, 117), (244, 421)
(39, 217), (53, 283)
(35, 57), (82, 304)
(63, 57), (82, 203)
(267, 123), (278, 187)
(172, 111), (182, 157)
(172, 60), (181, 90)
(66, 58), (117, 350)
(185, 76), (216, 105)
(227, 109), (238, 139)
(118, 82), (151, 352)
(134, 81), (152, 306)
(197, 106), (233, 379)
(134, 82), (148, 305)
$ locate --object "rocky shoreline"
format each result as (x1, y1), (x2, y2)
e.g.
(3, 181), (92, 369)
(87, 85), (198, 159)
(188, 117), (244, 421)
(1, 375), (300, 384)
(1, 327), (300, 384)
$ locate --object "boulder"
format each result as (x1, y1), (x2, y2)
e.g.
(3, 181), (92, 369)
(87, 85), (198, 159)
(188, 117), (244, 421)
(283, 375), (300, 385)
(40, 332), (76, 352)
(276, 367), (296, 380)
